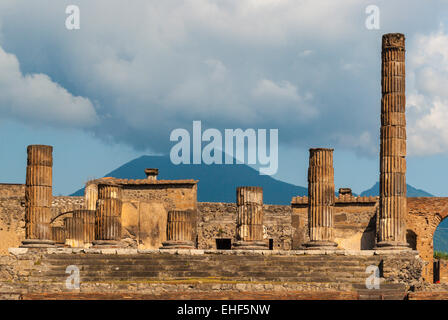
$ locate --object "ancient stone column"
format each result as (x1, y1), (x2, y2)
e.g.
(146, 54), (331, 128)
(51, 226), (66, 247)
(161, 210), (194, 249)
(93, 183), (122, 247)
(233, 186), (268, 250)
(304, 148), (337, 249)
(377, 33), (409, 249)
(64, 216), (84, 248)
(73, 209), (95, 247)
(145, 168), (159, 181)
(85, 182), (98, 211)
(21, 145), (55, 248)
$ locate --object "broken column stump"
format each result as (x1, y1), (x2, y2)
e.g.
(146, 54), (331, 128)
(161, 210), (195, 249)
(304, 148), (338, 249)
(233, 186), (268, 250)
(21, 145), (55, 248)
(93, 183), (123, 248)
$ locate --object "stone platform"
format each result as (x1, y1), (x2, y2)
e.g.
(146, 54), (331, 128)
(0, 248), (424, 300)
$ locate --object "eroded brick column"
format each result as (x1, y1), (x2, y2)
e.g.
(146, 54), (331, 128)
(377, 33), (409, 249)
(305, 148), (337, 249)
(21, 145), (55, 248)
(161, 210), (194, 249)
(233, 186), (268, 250)
(93, 183), (122, 247)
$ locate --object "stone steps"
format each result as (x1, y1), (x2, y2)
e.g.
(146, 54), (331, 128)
(1, 249), (421, 300)
(36, 270), (372, 280)
(44, 264), (370, 273)
(28, 253), (385, 286)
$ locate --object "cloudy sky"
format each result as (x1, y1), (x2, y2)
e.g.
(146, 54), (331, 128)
(0, 0), (448, 195)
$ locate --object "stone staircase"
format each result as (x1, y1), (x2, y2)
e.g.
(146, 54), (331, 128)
(1, 249), (417, 299)
(31, 253), (384, 283)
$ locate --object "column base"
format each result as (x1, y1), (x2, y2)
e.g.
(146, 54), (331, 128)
(232, 241), (268, 250)
(375, 241), (411, 251)
(92, 240), (120, 248)
(304, 240), (339, 250)
(20, 239), (55, 248)
(160, 240), (195, 249)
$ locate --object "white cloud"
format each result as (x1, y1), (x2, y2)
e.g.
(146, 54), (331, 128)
(0, 46), (97, 128)
(407, 27), (448, 155)
(252, 79), (317, 120)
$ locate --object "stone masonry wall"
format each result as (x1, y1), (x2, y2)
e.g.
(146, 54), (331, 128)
(0, 184), (25, 255)
(121, 184), (197, 211)
(197, 202), (293, 250)
(1, 179), (447, 286)
(120, 184), (198, 248)
(0, 183), (86, 254)
(291, 197), (378, 250)
(406, 198), (448, 282)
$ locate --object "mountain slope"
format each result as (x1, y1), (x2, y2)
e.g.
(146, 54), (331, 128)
(360, 182), (434, 197)
(71, 155), (307, 205)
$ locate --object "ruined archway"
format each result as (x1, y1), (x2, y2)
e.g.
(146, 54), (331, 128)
(433, 216), (448, 283)
(407, 198), (448, 282)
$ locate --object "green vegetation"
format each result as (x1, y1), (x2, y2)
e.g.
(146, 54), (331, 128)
(434, 251), (448, 260)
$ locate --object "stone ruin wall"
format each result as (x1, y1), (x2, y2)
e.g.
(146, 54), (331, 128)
(405, 198), (448, 282)
(119, 183), (198, 249)
(121, 185), (197, 211)
(291, 196), (378, 250)
(0, 184), (25, 254)
(2, 182), (448, 283)
(0, 183), (85, 254)
(197, 202), (293, 250)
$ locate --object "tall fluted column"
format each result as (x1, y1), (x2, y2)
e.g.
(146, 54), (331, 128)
(93, 183), (122, 247)
(233, 186), (268, 250)
(161, 210), (194, 249)
(21, 145), (55, 248)
(305, 148), (337, 249)
(377, 33), (409, 249)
